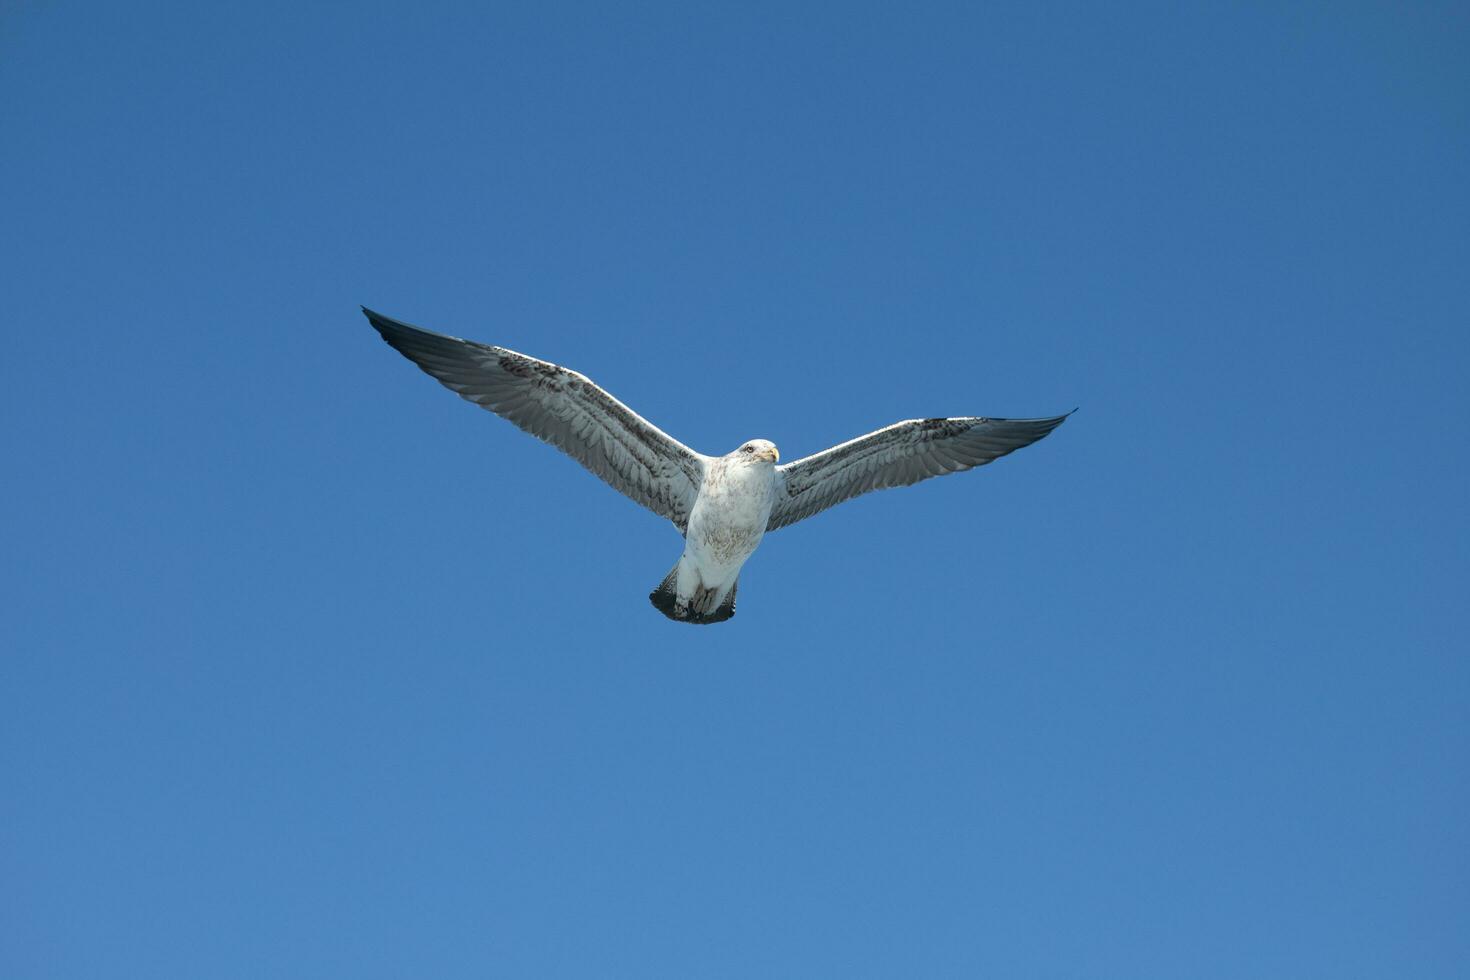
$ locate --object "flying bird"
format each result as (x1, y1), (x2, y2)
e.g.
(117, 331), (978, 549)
(363, 308), (1070, 624)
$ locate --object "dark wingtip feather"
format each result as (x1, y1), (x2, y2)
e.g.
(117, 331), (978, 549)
(360, 307), (468, 345)
(360, 305), (404, 341)
(1028, 410), (1074, 435)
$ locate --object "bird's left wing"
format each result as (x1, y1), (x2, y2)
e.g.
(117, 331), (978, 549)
(768, 414), (1071, 530)
(364, 308), (707, 530)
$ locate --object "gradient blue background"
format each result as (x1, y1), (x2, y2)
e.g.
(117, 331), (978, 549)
(3, 2), (1466, 976)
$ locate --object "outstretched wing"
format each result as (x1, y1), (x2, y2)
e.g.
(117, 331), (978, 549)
(768, 414), (1071, 531)
(364, 307), (707, 530)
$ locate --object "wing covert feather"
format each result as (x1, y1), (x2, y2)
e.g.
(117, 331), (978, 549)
(364, 308), (706, 529)
(768, 414), (1070, 530)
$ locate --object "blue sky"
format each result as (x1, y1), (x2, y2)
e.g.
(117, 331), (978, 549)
(2, 2), (1466, 976)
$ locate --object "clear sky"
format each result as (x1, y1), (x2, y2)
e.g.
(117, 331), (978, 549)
(3, 2), (1466, 977)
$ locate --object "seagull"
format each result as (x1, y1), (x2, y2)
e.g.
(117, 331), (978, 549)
(364, 308), (1070, 624)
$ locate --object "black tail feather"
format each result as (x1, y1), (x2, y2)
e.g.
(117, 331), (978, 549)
(649, 564), (738, 625)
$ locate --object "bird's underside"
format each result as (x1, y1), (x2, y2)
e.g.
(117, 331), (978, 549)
(363, 307), (1071, 624)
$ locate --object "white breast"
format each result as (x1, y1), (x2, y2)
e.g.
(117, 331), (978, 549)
(686, 459), (776, 569)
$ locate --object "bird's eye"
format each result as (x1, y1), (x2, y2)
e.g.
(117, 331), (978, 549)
(743, 445), (753, 453)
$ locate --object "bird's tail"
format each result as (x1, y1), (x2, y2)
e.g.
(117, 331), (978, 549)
(649, 562), (738, 625)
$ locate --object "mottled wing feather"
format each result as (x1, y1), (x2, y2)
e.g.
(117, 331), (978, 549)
(768, 414), (1071, 530)
(364, 308), (706, 530)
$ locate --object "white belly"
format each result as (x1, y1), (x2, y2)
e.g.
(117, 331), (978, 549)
(683, 460), (775, 583)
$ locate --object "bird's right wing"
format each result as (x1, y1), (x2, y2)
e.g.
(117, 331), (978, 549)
(768, 414), (1070, 530)
(364, 308), (707, 530)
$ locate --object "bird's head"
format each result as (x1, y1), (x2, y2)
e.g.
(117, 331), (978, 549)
(732, 439), (780, 464)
